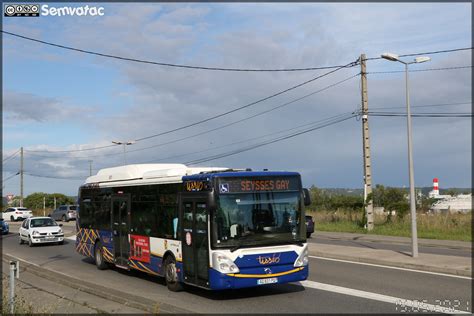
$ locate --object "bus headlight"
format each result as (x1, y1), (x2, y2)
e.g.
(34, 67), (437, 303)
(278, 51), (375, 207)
(212, 252), (240, 274)
(294, 246), (308, 267)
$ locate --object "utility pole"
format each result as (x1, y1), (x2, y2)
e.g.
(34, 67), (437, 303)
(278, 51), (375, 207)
(360, 54), (374, 231)
(20, 147), (24, 207)
(88, 160), (93, 176)
(43, 196), (46, 216)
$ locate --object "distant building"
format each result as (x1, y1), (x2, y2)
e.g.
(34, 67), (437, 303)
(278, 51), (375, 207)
(430, 194), (472, 214)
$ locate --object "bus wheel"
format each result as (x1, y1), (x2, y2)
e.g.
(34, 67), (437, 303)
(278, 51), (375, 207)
(94, 241), (108, 270)
(164, 256), (183, 292)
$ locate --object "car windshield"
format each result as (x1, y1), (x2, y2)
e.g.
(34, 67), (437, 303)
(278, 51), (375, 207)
(69, 206), (77, 210)
(212, 191), (305, 249)
(30, 218), (58, 228)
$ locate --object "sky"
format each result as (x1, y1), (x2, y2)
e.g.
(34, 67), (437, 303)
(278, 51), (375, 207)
(2, 2), (472, 196)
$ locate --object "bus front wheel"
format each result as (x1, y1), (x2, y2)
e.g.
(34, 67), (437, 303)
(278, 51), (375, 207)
(164, 256), (183, 292)
(94, 241), (108, 270)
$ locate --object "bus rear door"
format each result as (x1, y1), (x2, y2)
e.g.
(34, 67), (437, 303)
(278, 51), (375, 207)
(111, 194), (131, 268)
(180, 197), (209, 288)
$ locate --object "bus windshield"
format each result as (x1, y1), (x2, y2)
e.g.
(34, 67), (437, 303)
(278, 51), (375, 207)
(212, 191), (305, 249)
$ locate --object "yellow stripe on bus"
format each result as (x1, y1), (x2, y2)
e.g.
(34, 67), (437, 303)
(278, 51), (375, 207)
(226, 267), (304, 278)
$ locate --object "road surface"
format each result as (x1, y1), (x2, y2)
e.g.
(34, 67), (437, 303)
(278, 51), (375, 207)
(2, 222), (471, 313)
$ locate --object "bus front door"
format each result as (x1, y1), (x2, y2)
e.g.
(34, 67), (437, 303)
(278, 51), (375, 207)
(181, 199), (209, 288)
(111, 195), (131, 268)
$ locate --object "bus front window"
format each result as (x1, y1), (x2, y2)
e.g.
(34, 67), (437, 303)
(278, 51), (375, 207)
(212, 191), (305, 249)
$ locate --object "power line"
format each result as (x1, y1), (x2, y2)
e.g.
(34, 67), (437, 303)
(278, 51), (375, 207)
(3, 172), (20, 183)
(134, 61), (358, 142)
(185, 113), (356, 165)
(367, 111), (472, 117)
(139, 112), (355, 164)
(1, 30), (351, 72)
(24, 143), (118, 154)
(23, 63), (358, 154)
(36, 73), (359, 161)
(3, 149), (20, 162)
(367, 65), (472, 74)
(370, 101), (471, 110)
(364, 47), (473, 61)
(24, 172), (87, 180)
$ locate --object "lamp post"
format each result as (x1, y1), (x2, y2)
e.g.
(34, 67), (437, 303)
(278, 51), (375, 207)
(112, 140), (135, 165)
(381, 52), (430, 258)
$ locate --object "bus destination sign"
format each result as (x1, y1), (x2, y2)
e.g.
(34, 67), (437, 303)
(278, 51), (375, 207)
(217, 177), (300, 194)
(184, 180), (210, 192)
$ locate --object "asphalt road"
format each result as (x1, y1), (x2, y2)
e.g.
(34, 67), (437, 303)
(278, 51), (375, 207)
(308, 235), (472, 258)
(2, 223), (471, 313)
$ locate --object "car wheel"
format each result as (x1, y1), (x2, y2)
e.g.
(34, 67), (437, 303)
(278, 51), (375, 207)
(57, 240), (64, 245)
(62, 215), (68, 222)
(19, 235), (24, 245)
(28, 236), (34, 247)
(164, 256), (183, 292)
(94, 241), (108, 270)
(306, 232), (312, 238)
(10, 216), (15, 222)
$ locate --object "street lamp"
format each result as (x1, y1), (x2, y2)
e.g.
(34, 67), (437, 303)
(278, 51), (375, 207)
(381, 52), (431, 258)
(112, 140), (135, 165)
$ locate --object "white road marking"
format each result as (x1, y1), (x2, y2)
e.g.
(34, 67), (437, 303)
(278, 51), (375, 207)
(301, 280), (470, 314)
(310, 256), (471, 280)
(2, 252), (469, 314)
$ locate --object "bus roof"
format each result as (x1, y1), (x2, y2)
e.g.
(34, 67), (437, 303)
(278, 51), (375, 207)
(84, 164), (230, 186)
(182, 171), (301, 182)
(84, 164), (300, 188)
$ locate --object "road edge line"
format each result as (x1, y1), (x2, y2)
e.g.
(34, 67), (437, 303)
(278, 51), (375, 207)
(308, 251), (471, 278)
(309, 256), (472, 280)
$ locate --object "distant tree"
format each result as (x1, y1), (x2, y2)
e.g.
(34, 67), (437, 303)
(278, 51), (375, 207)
(371, 185), (410, 221)
(23, 192), (74, 209)
(445, 189), (458, 197)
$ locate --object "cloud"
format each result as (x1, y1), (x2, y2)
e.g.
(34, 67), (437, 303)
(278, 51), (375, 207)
(3, 90), (97, 122)
(2, 3), (471, 194)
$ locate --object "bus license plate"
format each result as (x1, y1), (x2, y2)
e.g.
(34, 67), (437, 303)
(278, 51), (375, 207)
(257, 278), (277, 285)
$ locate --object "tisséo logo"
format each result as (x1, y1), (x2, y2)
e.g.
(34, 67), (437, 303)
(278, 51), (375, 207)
(4, 4), (40, 17)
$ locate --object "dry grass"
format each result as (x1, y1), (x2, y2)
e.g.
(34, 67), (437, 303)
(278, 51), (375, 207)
(30, 208), (54, 217)
(307, 209), (472, 241)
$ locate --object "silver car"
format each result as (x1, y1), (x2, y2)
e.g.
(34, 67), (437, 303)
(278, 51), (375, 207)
(50, 205), (77, 222)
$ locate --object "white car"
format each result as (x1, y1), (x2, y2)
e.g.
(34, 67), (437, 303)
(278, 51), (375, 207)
(2, 207), (33, 221)
(19, 217), (64, 246)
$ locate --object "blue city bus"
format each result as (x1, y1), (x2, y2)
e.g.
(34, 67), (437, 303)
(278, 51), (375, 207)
(76, 164), (311, 291)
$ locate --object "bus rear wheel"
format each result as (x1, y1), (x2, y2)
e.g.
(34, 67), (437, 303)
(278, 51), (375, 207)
(164, 256), (183, 292)
(94, 241), (108, 270)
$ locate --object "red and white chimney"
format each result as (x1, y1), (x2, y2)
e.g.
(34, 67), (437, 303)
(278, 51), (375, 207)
(433, 178), (439, 196)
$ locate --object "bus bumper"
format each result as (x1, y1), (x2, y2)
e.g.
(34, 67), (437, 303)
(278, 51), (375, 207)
(208, 265), (308, 290)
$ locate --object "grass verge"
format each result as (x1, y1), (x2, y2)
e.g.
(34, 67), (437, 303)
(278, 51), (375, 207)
(307, 210), (472, 242)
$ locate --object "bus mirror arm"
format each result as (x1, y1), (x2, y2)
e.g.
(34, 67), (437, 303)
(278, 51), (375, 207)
(303, 188), (311, 206)
(207, 190), (217, 211)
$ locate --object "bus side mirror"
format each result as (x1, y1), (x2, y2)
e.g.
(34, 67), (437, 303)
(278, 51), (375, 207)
(207, 190), (217, 211)
(303, 188), (311, 206)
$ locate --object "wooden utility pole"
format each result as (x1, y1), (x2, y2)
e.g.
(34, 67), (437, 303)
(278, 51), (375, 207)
(20, 147), (24, 207)
(360, 54), (374, 231)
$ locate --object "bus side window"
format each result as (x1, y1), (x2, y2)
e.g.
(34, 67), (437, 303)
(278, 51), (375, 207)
(173, 217), (178, 239)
